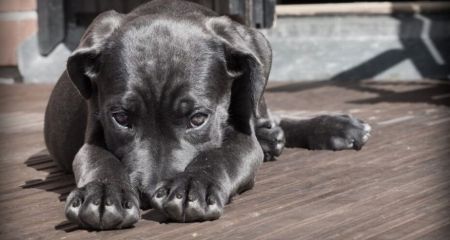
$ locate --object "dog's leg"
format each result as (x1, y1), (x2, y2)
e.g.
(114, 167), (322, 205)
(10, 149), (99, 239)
(64, 144), (140, 230)
(254, 98), (286, 161)
(279, 114), (372, 151)
(151, 130), (263, 222)
(255, 117), (286, 161)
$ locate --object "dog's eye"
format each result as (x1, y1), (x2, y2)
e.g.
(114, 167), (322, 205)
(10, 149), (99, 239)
(189, 113), (208, 128)
(112, 111), (131, 128)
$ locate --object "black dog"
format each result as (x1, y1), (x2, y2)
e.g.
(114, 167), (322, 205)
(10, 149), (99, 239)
(44, 0), (371, 230)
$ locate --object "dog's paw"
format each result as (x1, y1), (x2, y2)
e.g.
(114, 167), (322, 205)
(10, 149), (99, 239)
(65, 181), (140, 230)
(151, 173), (225, 222)
(255, 118), (286, 161)
(308, 115), (371, 151)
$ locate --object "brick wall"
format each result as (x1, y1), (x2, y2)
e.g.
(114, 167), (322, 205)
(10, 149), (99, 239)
(0, 0), (37, 66)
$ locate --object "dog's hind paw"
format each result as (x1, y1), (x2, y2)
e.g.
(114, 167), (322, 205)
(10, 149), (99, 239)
(307, 114), (372, 151)
(255, 118), (286, 161)
(65, 181), (140, 230)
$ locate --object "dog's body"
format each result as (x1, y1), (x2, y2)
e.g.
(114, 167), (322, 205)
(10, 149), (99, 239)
(44, 0), (371, 230)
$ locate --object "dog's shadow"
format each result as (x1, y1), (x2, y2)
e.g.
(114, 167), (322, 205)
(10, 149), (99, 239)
(22, 150), (81, 232)
(22, 149), (74, 201)
(23, 150), (169, 232)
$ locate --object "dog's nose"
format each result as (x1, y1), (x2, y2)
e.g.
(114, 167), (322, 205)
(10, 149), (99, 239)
(139, 192), (152, 210)
(138, 187), (158, 210)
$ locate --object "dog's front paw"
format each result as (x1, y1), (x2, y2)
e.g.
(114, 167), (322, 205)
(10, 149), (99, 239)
(151, 173), (225, 222)
(308, 115), (371, 151)
(256, 118), (286, 161)
(65, 181), (140, 230)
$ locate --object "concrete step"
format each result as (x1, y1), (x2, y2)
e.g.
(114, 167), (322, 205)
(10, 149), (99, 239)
(262, 13), (450, 82)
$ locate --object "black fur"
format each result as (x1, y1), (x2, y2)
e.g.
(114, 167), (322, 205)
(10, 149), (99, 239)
(44, 0), (371, 230)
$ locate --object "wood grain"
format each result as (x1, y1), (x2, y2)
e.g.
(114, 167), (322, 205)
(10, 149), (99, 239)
(0, 79), (449, 239)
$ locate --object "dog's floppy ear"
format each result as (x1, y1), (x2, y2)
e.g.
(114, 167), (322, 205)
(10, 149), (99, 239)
(207, 16), (272, 126)
(67, 10), (124, 99)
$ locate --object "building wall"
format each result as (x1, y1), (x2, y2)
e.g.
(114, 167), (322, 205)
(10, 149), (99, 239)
(0, 0), (37, 66)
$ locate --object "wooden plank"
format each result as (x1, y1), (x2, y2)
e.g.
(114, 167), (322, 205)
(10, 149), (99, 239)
(0, 80), (449, 239)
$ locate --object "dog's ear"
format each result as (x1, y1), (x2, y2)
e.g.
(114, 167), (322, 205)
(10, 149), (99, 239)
(206, 17), (272, 128)
(67, 10), (124, 99)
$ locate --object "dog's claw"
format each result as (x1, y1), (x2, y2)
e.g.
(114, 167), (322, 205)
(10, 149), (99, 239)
(65, 181), (140, 230)
(151, 173), (224, 222)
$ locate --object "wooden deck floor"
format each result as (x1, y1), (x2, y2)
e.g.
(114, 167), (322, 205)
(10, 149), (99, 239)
(0, 80), (449, 240)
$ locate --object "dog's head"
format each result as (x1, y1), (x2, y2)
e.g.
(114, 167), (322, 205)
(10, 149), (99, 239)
(66, 8), (271, 204)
